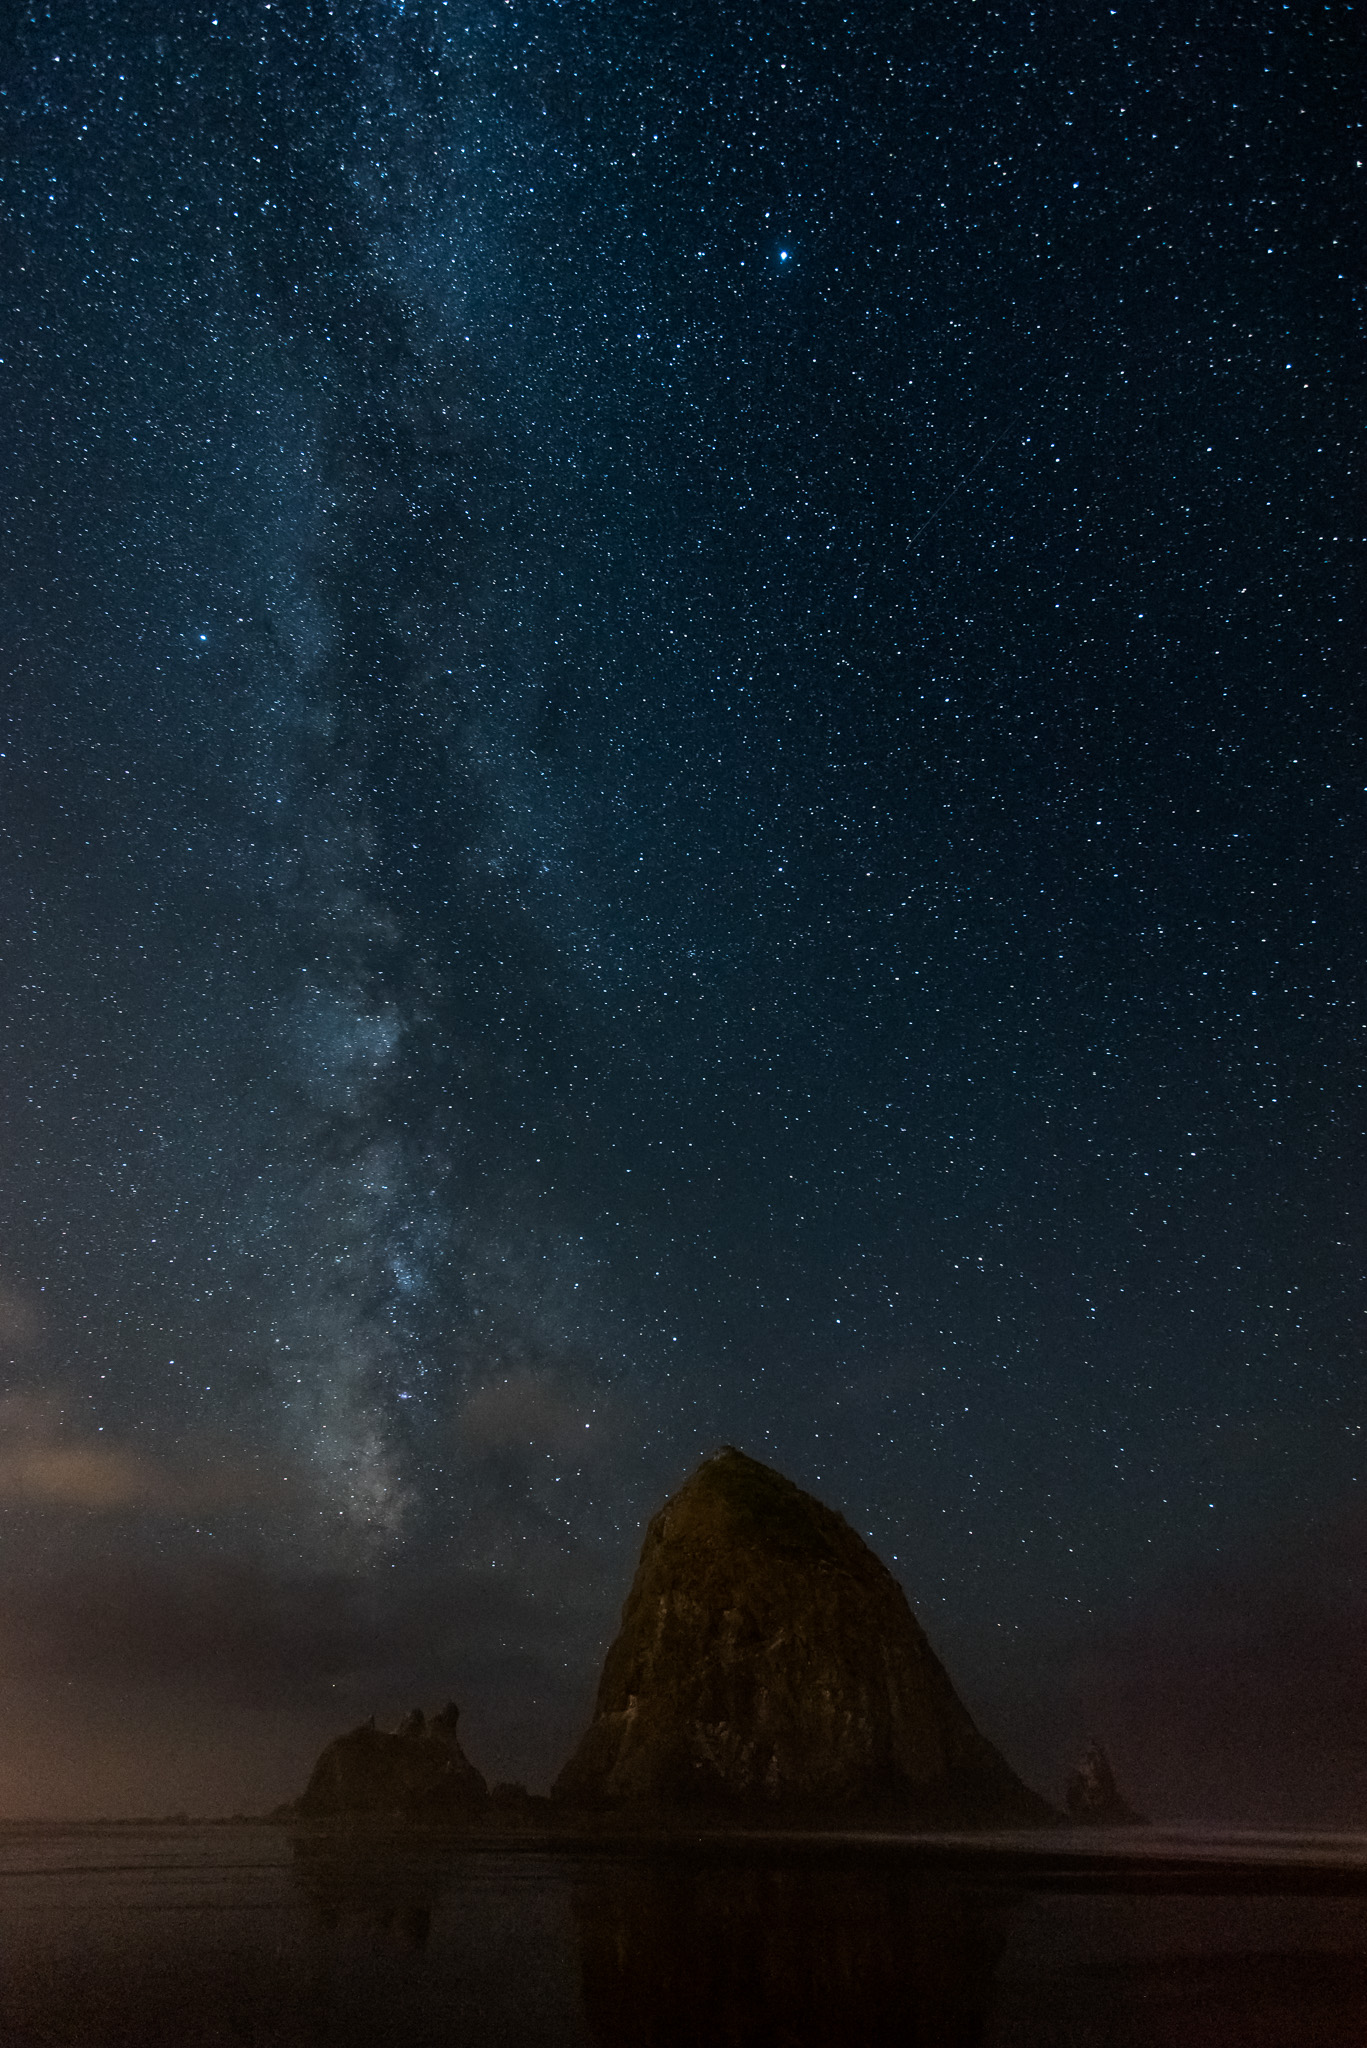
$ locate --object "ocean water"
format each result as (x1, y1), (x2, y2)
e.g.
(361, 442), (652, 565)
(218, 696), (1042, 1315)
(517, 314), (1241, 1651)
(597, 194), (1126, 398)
(1, 1822), (1366, 2045)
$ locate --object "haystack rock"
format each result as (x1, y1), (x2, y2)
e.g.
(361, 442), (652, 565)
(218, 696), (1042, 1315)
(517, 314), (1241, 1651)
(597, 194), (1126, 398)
(295, 1702), (489, 1820)
(1065, 1742), (1145, 1825)
(553, 1446), (1054, 1823)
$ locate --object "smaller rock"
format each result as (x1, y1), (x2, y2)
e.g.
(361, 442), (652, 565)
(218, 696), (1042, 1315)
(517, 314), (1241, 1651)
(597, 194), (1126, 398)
(1065, 1742), (1144, 1825)
(296, 1703), (489, 1821)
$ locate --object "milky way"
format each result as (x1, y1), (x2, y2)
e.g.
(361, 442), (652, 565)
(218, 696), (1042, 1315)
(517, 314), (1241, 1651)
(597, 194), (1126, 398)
(1, 1), (1362, 1816)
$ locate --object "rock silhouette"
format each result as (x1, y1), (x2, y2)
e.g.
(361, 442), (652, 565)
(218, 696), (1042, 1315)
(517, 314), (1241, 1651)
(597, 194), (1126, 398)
(554, 1445), (1054, 1822)
(295, 1701), (489, 1821)
(1065, 1742), (1145, 1825)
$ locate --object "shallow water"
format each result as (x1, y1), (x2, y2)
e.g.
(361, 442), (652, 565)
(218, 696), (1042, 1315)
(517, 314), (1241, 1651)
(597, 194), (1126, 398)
(1, 1823), (1366, 2045)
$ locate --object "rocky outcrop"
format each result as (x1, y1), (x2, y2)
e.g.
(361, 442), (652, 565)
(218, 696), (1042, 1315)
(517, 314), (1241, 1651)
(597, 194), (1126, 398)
(1064, 1742), (1145, 1825)
(295, 1702), (489, 1821)
(553, 1446), (1054, 1824)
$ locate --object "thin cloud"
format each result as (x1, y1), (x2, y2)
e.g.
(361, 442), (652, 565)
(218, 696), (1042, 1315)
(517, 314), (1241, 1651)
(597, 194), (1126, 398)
(0, 1397), (286, 1515)
(0, 1284), (44, 1354)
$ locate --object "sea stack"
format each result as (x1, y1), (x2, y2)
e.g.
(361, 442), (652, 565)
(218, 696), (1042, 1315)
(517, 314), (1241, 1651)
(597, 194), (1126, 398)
(553, 1446), (1053, 1823)
(1065, 1742), (1145, 1825)
(295, 1702), (489, 1821)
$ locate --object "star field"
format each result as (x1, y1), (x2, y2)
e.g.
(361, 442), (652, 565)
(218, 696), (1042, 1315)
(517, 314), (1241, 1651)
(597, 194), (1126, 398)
(0, 0), (1362, 1817)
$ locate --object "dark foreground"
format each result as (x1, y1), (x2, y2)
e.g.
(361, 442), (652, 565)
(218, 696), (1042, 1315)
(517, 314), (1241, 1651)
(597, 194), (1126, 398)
(3, 1823), (1367, 2046)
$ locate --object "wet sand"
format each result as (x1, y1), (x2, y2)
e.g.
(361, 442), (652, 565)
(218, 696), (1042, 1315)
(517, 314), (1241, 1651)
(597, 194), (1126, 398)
(1, 1822), (1364, 2044)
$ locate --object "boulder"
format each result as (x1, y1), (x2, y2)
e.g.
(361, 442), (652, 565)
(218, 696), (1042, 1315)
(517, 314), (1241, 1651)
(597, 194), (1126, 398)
(553, 1446), (1053, 1823)
(295, 1700), (488, 1820)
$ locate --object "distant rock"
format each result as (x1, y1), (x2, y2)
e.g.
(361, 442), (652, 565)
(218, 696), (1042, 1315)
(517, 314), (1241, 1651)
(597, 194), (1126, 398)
(295, 1701), (489, 1821)
(553, 1446), (1054, 1824)
(1064, 1742), (1145, 1825)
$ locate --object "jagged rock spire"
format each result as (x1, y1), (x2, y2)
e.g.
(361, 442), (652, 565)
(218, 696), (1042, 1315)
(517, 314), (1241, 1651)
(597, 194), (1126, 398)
(296, 1703), (488, 1820)
(1065, 1741), (1145, 1825)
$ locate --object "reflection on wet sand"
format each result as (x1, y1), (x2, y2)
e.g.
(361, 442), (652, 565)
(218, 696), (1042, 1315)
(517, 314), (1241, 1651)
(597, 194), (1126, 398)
(287, 1837), (1018, 2043)
(573, 1860), (1017, 2047)
(291, 1834), (446, 1950)
(3, 1826), (1367, 2045)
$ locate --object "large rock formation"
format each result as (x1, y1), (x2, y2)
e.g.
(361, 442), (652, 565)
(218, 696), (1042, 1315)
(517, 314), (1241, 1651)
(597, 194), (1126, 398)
(295, 1702), (489, 1821)
(553, 1446), (1053, 1823)
(1064, 1742), (1145, 1825)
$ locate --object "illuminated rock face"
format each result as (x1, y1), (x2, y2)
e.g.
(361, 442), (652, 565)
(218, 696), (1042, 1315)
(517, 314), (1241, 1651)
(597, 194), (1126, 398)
(296, 1703), (488, 1820)
(553, 1447), (1053, 1824)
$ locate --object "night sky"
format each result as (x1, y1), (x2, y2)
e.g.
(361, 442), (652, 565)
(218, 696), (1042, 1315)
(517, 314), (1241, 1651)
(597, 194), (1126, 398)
(2, 0), (1362, 1822)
